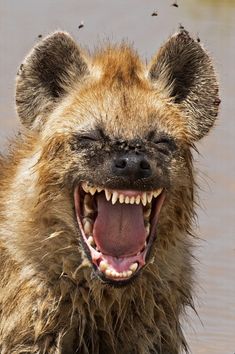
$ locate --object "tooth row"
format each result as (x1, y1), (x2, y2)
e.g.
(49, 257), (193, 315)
(82, 182), (163, 206)
(99, 261), (138, 279)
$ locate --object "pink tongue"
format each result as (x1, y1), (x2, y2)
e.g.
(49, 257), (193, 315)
(93, 194), (146, 257)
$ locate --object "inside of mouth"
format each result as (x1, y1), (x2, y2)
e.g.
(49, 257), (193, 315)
(74, 184), (164, 282)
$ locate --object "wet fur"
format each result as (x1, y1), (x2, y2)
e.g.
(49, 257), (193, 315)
(0, 30), (219, 353)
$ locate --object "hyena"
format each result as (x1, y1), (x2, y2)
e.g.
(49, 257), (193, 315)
(0, 30), (219, 354)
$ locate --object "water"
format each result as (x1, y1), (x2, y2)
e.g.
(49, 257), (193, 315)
(1, 1), (235, 352)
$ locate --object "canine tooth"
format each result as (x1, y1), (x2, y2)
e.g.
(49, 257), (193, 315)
(135, 195), (141, 205)
(141, 193), (147, 206)
(130, 196), (135, 204)
(84, 220), (93, 234)
(119, 194), (124, 204)
(89, 187), (96, 195)
(147, 193), (153, 204)
(153, 188), (162, 198)
(99, 261), (108, 271)
(87, 236), (94, 246)
(105, 189), (111, 201)
(112, 191), (119, 205)
(129, 262), (138, 272)
(125, 196), (130, 204)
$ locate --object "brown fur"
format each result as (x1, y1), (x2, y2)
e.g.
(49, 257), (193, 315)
(0, 30), (219, 353)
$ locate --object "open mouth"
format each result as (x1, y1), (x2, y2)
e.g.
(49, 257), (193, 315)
(74, 182), (165, 284)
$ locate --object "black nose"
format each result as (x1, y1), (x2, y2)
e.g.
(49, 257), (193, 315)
(112, 153), (152, 179)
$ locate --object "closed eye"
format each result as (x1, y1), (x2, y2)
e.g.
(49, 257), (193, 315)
(146, 131), (177, 155)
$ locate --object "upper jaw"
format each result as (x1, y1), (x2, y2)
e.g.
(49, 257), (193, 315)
(74, 182), (165, 284)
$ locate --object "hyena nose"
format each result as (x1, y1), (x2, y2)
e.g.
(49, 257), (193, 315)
(112, 154), (152, 179)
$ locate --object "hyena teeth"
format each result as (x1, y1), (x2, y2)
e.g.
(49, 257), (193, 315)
(83, 220), (93, 234)
(141, 193), (147, 206)
(119, 194), (124, 204)
(130, 196), (135, 204)
(84, 195), (94, 215)
(87, 236), (95, 246)
(145, 224), (150, 236)
(112, 191), (119, 205)
(153, 188), (163, 198)
(89, 187), (97, 196)
(105, 189), (112, 201)
(125, 196), (130, 204)
(147, 193), (153, 204)
(99, 261), (108, 271)
(135, 195), (141, 205)
(129, 262), (138, 272)
(144, 207), (151, 219)
(105, 269), (112, 277)
(82, 182), (89, 193)
(101, 262), (134, 279)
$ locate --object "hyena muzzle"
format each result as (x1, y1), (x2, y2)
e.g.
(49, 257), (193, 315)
(0, 30), (219, 354)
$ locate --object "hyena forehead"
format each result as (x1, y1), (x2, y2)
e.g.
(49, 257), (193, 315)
(44, 82), (186, 142)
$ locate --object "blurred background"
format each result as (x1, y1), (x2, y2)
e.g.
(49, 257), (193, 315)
(0, 0), (234, 352)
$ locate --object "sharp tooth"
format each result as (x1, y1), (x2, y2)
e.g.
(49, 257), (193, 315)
(82, 182), (89, 193)
(84, 220), (93, 234)
(130, 196), (135, 204)
(129, 262), (138, 272)
(97, 187), (102, 193)
(145, 224), (150, 235)
(99, 261), (108, 271)
(147, 193), (153, 204)
(141, 192), (147, 206)
(112, 191), (119, 205)
(89, 187), (96, 195)
(105, 189), (111, 201)
(127, 270), (132, 277)
(135, 195), (141, 205)
(125, 196), (130, 204)
(119, 194), (124, 204)
(153, 188), (162, 198)
(87, 236), (94, 246)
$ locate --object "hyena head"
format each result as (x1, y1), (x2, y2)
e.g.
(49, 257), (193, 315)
(15, 30), (219, 287)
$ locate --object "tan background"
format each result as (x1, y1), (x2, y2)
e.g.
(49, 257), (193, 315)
(0, 0), (235, 352)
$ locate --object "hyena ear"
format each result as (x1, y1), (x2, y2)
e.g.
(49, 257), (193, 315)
(148, 30), (220, 141)
(16, 31), (89, 129)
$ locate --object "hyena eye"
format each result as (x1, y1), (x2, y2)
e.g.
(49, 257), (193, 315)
(153, 137), (177, 155)
(71, 131), (102, 150)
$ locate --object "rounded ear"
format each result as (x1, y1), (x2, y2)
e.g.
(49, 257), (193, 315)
(148, 30), (220, 141)
(15, 31), (89, 130)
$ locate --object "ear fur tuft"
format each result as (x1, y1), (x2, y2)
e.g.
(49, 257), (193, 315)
(148, 30), (220, 141)
(15, 31), (89, 129)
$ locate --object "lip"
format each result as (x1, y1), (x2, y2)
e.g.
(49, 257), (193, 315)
(74, 183), (165, 284)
